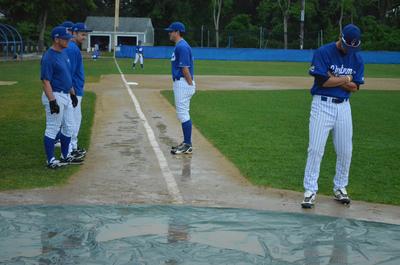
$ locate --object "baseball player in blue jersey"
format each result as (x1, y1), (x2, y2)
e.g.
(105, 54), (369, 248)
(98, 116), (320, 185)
(64, 22), (92, 159)
(301, 24), (364, 208)
(165, 22), (195, 155)
(41, 26), (81, 169)
(132, 40), (144, 69)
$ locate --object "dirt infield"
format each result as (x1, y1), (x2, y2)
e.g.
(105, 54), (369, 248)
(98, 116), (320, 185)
(130, 74), (400, 91)
(0, 74), (399, 224)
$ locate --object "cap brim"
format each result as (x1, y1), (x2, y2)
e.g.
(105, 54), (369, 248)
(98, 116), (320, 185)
(341, 39), (360, 52)
(164, 27), (174, 32)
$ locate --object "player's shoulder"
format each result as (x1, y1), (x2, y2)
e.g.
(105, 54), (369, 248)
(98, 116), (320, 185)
(176, 40), (191, 52)
(178, 39), (191, 47)
(354, 52), (364, 64)
(67, 41), (80, 52)
(41, 48), (56, 62)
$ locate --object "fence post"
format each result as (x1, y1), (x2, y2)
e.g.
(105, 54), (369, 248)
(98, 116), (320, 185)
(320, 29), (323, 46)
(300, 0), (305, 49)
(201, 25), (204, 48)
(207, 29), (210, 47)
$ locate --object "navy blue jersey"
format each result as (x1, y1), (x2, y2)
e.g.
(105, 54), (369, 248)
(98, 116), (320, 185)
(309, 42), (364, 99)
(135, 46), (143, 54)
(41, 48), (72, 94)
(171, 39), (194, 80)
(64, 41), (85, 96)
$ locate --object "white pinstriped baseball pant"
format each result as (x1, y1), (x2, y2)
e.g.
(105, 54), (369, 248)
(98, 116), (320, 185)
(304, 95), (353, 193)
(173, 79), (196, 123)
(69, 96), (82, 153)
(42, 92), (74, 139)
(134, 53), (143, 64)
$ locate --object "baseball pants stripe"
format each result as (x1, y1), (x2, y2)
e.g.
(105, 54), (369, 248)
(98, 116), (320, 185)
(173, 79), (195, 123)
(69, 96), (83, 153)
(304, 95), (353, 193)
(42, 92), (74, 139)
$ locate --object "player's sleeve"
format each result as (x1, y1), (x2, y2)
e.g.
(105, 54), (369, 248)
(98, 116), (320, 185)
(40, 55), (53, 81)
(309, 49), (329, 77)
(353, 55), (365, 85)
(176, 46), (191, 68)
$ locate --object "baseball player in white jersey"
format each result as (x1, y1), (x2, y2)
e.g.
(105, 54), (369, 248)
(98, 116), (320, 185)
(132, 40), (144, 69)
(302, 24), (365, 208)
(165, 22), (195, 155)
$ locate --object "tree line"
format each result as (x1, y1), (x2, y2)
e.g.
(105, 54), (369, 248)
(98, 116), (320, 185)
(0, 0), (399, 51)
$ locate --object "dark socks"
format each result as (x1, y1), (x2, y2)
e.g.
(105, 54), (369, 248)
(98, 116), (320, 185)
(59, 133), (71, 159)
(44, 136), (55, 163)
(182, 120), (192, 145)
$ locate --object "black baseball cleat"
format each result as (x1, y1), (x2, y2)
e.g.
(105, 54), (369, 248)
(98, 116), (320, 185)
(171, 143), (193, 155)
(47, 158), (67, 169)
(70, 150), (85, 159)
(60, 155), (84, 165)
(334, 188), (351, 205)
(301, 191), (316, 209)
(71, 147), (86, 158)
(77, 147), (87, 156)
(171, 142), (183, 152)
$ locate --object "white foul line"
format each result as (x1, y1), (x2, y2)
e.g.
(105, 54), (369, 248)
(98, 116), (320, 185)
(114, 58), (184, 204)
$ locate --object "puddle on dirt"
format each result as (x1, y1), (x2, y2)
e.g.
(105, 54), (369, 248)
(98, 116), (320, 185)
(0, 205), (399, 264)
(156, 121), (178, 148)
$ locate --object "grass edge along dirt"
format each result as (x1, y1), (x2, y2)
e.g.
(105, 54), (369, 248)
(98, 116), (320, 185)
(161, 89), (400, 206)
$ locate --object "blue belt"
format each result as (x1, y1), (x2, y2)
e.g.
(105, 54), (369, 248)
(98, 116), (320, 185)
(320, 96), (348, 104)
(172, 77), (181, 81)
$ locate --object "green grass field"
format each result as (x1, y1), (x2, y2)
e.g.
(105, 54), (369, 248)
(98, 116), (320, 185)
(115, 58), (400, 78)
(0, 59), (106, 190)
(162, 90), (400, 205)
(1, 58), (399, 204)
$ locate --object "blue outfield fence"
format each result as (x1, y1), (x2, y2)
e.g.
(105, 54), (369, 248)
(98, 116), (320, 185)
(116, 45), (400, 64)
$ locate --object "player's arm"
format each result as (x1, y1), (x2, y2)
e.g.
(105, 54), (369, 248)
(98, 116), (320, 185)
(325, 71), (357, 92)
(182, 67), (193, 86)
(42, 80), (56, 101)
(317, 72), (353, 88)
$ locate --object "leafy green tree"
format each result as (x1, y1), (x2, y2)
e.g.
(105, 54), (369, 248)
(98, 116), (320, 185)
(0, 0), (95, 51)
(224, 14), (258, 47)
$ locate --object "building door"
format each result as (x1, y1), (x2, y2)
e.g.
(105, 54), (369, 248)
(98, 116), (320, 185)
(117, 36), (138, 46)
(90, 35), (111, 51)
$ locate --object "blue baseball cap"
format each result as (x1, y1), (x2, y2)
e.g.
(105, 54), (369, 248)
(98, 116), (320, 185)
(165, 22), (185, 33)
(72, 22), (93, 33)
(341, 24), (361, 52)
(60, 21), (74, 30)
(51, 26), (73, 40)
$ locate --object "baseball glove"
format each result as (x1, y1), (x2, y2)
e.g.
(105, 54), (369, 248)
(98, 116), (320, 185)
(70, 94), (78, 108)
(49, 99), (60, 114)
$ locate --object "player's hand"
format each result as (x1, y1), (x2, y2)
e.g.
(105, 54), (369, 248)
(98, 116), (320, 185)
(70, 94), (78, 108)
(346, 75), (353, 82)
(341, 82), (358, 92)
(49, 99), (60, 114)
